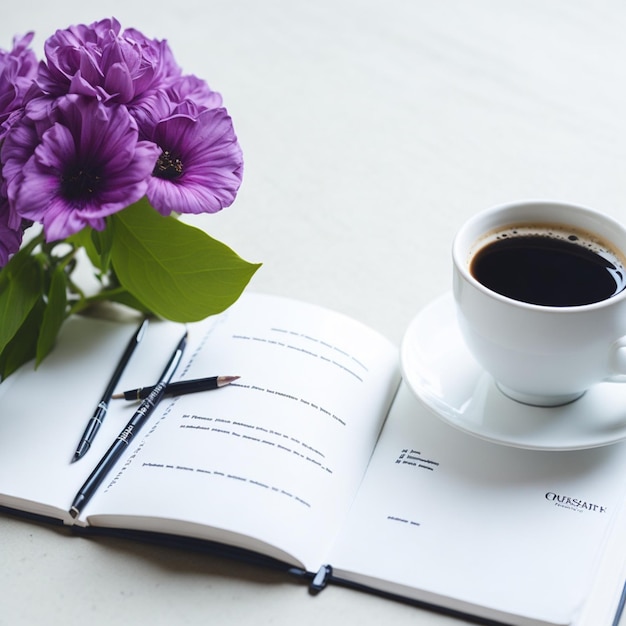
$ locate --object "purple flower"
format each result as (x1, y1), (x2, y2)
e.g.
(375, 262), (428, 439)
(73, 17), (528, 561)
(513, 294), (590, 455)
(0, 187), (22, 267)
(3, 94), (159, 241)
(145, 103), (243, 215)
(166, 74), (222, 111)
(35, 18), (182, 111)
(0, 32), (38, 140)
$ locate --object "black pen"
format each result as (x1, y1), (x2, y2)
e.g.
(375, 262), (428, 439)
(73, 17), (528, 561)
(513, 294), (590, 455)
(69, 330), (188, 519)
(112, 375), (240, 401)
(72, 318), (149, 462)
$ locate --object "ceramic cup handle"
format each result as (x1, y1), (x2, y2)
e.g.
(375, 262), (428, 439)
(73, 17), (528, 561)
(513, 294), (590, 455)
(608, 337), (626, 380)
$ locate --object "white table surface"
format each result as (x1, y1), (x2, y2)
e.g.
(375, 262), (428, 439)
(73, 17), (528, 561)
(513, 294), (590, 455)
(2, 1), (626, 625)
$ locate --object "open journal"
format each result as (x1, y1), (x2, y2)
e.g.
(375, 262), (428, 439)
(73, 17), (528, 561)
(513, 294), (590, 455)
(1, 292), (625, 626)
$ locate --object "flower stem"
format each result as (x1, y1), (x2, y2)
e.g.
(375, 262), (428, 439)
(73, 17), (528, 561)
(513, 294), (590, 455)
(67, 285), (130, 315)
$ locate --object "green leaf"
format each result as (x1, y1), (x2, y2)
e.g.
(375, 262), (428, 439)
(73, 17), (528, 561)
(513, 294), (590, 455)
(69, 228), (100, 269)
(68, 225), (113, 273)
(109, 199), (261, 322)
(0, 299), (45, 380)
(36, 266), (68, 367)
(91, 225), (114, 272)
(0, 249), (44, 354)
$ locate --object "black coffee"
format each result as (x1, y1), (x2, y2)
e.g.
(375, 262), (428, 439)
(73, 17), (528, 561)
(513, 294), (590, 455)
(470, 229), (626, 307)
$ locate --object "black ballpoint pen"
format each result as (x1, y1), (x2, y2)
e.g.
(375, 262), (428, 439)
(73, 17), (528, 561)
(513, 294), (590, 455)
(72, 318), (149, 462)
(69, 330), (188, 519)
(112, 375), (240, 401)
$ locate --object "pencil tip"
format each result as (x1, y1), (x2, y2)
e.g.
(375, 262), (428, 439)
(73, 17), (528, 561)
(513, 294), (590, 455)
(218, 375), (240, 387)
(111, 392), (123, 399)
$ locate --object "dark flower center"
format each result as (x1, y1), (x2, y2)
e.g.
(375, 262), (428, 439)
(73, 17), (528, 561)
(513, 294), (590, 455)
(61, 166), (102, 200)
(153, 150), (184, 180)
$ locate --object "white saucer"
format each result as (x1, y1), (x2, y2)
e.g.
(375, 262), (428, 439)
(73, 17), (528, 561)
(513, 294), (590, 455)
(400, 293), (626, 450)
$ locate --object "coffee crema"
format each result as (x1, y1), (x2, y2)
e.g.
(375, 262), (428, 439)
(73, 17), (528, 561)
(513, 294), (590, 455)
(469, 225), (626, 307)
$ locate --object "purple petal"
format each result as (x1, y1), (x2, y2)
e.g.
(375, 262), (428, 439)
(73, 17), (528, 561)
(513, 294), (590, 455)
(0, 191), (23, 266)
(103, 62), (134, 101)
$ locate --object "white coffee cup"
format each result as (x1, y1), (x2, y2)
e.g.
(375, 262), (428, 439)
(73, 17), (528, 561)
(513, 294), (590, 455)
(452, 200), (626, 406)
